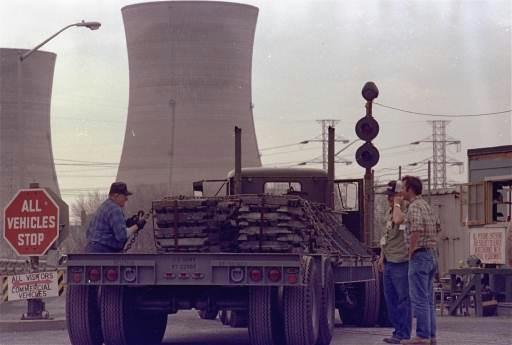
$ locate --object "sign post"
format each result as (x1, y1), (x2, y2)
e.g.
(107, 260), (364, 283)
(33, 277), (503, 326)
(3, 182), (60, 319)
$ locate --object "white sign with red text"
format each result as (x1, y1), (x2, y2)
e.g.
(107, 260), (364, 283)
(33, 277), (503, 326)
(7, 271), (59, 301)
(470, 227), (506, 264)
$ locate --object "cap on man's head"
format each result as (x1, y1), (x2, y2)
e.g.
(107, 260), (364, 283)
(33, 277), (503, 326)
(109, 182), (133, 196)
(385, 180), (397, 196)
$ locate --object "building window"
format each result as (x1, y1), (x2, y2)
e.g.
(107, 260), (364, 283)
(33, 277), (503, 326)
(462, 179), (512, 226)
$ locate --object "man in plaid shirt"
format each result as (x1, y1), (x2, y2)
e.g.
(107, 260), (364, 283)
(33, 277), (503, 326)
(85, 182), (146, 253)
(393, 176), (439, 345)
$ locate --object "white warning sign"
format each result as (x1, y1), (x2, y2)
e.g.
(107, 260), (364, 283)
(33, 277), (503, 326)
(7, 271), (59, 301)
(469, 228), (507, 264)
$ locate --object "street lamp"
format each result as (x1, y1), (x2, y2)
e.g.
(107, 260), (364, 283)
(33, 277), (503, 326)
(19, 20), (101, 61)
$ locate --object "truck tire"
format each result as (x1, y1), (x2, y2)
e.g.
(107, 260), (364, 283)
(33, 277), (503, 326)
(230, 310), (248, 328)
(220, 310), (230, 325)
(316, 262), (335, 345)
(249, 287), (284, 345)
(340, 261), (380, 326)
(100, 286), (167, 345)
(360, 261), (380, 326)
(66, 285), (103, 345)
(283, 256), (321, 345)
(198, 309), (219, 320)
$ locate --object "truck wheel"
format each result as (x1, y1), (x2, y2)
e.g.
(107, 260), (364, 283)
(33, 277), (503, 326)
(220, 310), (230, 325)
(249, 287), (284, 345)
(198, 309), (219, 320)
(360, 261), (380, 326)
(284, 256), (321, 345)
(316, 262), (335, 345)
(100, 286), (167, 345)
(230, 310), (248, 328)
(340, 261), (380, 326)
(66, 285), (103, 345)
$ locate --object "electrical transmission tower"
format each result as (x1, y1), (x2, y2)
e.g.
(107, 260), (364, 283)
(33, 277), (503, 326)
(313, 119), (349, 169)
(411, 121), (462, 190)
(431, 120), (449, 189)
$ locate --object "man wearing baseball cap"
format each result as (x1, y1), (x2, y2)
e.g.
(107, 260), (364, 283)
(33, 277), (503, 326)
(85, 182), (146, 253)
(378, 180), (411, 344)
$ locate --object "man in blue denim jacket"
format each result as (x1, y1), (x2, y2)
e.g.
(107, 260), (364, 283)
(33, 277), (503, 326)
(393, 176), (439, 345)
(85, 182), (146, 253)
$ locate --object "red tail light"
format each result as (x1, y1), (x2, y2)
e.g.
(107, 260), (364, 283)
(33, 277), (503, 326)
(287, 274), (298, 284)
(192, 273), (205, 280)
(105, 267), (118, 282)
(88, 268), (101, 282)
(72, 272), (82, 283)
(249, 268), (263, 282)
(267, 268), (282, 282)
(179, 273), (190, 280)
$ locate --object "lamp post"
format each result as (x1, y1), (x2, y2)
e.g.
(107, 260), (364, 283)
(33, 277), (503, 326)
(19, 20), (101, 61)
(15, 19), (100, 321)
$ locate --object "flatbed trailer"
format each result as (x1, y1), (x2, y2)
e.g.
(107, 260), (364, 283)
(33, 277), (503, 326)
(65, 127), (380, 345)
(66, 251), (378, 345)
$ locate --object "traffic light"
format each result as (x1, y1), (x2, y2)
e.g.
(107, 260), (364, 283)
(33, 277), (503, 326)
(355, 82), (380, 169)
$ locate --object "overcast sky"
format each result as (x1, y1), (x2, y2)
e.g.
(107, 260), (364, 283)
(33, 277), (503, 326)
(0, 0), (510, 206)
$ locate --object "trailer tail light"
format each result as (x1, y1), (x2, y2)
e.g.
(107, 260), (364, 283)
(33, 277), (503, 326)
(72, 272), (82, 283)
(179, 273), (190, 280)
(286, 267), (299, 284)
(287, 274), (298, 284)
(192, 273), (205, 280)
(249, 267), (263, 282)
(230, 267), (245, 283)
(123, 267), (137, 283)
(87, 267), (101, 282)
(105, 267), (119, 282)
(70, 268), (83, 284)
(164, 272), (176, 280)
(267, 268), (282, 282)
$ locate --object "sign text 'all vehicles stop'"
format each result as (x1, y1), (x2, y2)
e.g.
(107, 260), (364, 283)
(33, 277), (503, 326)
(3, 189), (60, 256)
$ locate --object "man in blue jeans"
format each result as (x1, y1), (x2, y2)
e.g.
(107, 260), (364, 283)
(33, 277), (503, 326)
(378, 181), (411, 344)
(393, 176), (439, 345)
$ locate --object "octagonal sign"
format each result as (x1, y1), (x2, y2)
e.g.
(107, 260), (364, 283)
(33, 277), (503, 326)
(3, 189), (59, 256)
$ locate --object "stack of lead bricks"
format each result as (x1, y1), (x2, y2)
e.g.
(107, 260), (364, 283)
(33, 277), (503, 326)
(235, 195), (312, 253)
(153, 198), (224, 252)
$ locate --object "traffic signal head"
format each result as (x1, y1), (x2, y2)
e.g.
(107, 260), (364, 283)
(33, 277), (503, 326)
(355, 116), (379, 141)
(355, 142), (380, 169)
(361, 81), (379, 102)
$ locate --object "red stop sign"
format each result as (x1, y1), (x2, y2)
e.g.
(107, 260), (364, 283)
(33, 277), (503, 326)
(3, 189), (60, 256)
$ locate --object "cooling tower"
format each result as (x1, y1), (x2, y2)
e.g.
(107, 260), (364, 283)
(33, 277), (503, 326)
(117, 1), (261, 200)
(0, 48), (60, 257)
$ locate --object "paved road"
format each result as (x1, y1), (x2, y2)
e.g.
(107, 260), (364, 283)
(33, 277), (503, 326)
(1, 310), (511, 345)
(1, 297), (511, 345)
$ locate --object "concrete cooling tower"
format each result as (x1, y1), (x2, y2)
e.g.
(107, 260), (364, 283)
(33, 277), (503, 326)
(117, 1), (261, 202)
(0, 48), (60, 257)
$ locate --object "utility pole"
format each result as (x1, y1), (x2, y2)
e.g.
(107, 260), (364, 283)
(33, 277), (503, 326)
(316, 119), (340, 170)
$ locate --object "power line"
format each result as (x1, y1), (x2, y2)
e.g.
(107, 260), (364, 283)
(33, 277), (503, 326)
(259, 140), (312, 151)
(374, 102), (512, 118)
(260, 146), (320, 157)
(55, 158), (119, 165)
